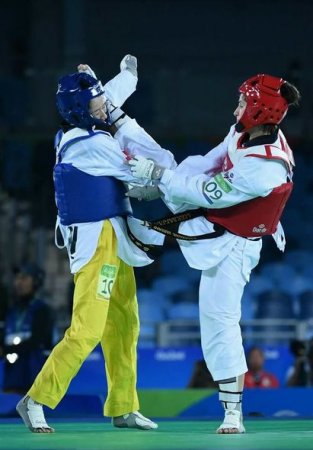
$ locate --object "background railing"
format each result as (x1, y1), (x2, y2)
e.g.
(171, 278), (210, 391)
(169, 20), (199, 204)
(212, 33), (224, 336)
(156, 318), (311, 347)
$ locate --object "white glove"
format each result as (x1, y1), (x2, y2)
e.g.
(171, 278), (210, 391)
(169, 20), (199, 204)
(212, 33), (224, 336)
(129, 156), (165, 180)
(120, 54), (137, 77)
(77, 64), (97, 79)
(126, 185), (161, 201)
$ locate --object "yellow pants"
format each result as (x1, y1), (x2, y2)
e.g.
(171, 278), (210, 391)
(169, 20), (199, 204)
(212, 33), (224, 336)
(28, 220), (140, 417)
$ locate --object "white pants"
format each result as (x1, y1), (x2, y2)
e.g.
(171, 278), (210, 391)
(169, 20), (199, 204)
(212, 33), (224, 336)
(199, 238), (261, 381)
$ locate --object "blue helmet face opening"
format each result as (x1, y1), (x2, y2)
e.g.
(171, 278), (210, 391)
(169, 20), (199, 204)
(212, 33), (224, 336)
(56, 72), (106, 129)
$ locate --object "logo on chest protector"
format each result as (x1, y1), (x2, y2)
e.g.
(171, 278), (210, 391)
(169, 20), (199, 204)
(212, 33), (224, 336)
(252, 223), (267, 233)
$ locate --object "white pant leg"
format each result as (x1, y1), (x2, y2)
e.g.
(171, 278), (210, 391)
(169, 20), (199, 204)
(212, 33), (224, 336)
(199, 239), (261, 381)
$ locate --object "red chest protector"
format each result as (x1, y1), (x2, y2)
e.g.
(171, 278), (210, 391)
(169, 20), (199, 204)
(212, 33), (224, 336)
(204, 181), (293, 237)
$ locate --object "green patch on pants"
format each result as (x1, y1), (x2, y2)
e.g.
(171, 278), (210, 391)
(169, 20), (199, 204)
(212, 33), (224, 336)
(96, 264), (117, 300)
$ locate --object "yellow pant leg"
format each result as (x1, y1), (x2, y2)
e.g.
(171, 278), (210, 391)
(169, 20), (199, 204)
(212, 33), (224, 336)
(28, 220), (118, 409)
(102, 259), (140, 417)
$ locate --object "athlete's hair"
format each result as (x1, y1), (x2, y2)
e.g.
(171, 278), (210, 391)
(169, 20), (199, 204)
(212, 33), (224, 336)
(260, 81), (301, 134)
(281, 81), (301, 107)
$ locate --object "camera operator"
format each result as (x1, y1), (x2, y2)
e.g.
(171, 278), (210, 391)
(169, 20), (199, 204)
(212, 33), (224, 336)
(286, 339), (311, 386)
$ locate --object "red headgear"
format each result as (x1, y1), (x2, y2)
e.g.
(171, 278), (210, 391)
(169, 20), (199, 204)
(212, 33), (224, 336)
(236, 74), (288, 132)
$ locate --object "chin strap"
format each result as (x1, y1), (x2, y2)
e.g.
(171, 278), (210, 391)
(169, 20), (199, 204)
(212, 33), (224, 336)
(106, 100), (130, 134)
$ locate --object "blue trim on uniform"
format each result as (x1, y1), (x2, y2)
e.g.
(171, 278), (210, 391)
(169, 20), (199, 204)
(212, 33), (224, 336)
(57, 130), (110, 162)
(54, 131), (132, 225)
(54, 129), (64, 150)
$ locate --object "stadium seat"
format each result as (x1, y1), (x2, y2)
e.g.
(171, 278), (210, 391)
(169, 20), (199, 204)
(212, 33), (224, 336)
(241, 291), (257, 321)
(138, 324), (158, 348)
(137, 288), (170, 307)
(252, 290), (296, 345)
(152, 274), (190, 297)
(166, 302), (199, 320)
(259, 262), (296, 285)
(137, 302), (166, 346)
(138, 302), (165, 323)
(159, 248), (201, 283)
(255, 290), (295, 319)
(298, 290), (313, 320)
(246, 273), (275, 296)
(284, 249), (313, 273)
(278, 274), (313, 297)
(300, 265), (313, 280)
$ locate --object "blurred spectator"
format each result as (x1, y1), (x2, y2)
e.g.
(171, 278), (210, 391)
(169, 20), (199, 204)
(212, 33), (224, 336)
(307, 338), (313, 386)
(187, 359), (217, 388)
(0, 278), (9, 343)
(286, 339), (311, 386)
(0, 263), (55, 394)
(244, 347), (279, 388)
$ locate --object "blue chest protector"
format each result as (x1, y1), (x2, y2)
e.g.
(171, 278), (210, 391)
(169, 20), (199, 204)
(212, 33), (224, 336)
(53, 131), (132, 226)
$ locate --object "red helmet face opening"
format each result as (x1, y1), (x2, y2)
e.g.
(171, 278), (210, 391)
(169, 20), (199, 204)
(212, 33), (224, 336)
(236, 74), (288, 132)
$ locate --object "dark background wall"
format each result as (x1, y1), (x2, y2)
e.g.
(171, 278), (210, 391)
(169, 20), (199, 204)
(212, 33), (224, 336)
(0, 0), (312, 139)
(0, 0), (312, 230)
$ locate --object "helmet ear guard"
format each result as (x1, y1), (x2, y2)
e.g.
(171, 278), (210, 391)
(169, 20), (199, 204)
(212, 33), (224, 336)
(56, 72), (106, 129)
(236, 74), (288, 132)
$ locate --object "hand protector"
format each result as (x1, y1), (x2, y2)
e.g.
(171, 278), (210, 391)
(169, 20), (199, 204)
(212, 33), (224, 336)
(120, 54), (138, 77)
(77, 64), (97, 79)
(126, 185), (161, 201)
(129, 155), (165, 180)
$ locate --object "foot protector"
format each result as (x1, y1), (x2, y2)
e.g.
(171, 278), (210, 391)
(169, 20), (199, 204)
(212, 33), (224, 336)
(113, 411), (158, 430)
(16, 395), (54, 433)
(216, 410), (245, 434)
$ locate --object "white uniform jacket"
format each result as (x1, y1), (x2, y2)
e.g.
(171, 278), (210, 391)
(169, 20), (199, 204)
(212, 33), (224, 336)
(159, 125), (294, 275)
(55, 72), (176, 274)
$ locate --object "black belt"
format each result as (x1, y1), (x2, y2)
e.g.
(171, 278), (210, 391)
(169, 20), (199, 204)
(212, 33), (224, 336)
(126, 222), (157, 253)
(143, 209), (226, 241)
(144, 210), (261, 242)
(126, 209), (226, 253)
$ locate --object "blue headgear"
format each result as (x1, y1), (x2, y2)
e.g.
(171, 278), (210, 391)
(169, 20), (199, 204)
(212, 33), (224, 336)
(56, 72), (106, 129)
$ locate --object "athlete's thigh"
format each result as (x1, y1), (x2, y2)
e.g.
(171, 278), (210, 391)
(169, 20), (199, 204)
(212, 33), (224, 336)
(71, 221), (120, 334)
(199, 240), (248, 319)
(105, 259), (139, 335)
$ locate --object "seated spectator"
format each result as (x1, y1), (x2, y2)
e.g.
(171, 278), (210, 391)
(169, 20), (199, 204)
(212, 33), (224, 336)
(0, 276), (9, 343)
(0, 263), (55, 394)
(286, 339), (310, 386)
(187, 359), (217, 388)
(244, 347), (279, 388)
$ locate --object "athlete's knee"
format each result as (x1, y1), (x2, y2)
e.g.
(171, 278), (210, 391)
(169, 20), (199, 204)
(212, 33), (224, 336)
(66, 324), (104, 347)
(200, 308), (241, 324)
(127, 307), (140, 335)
